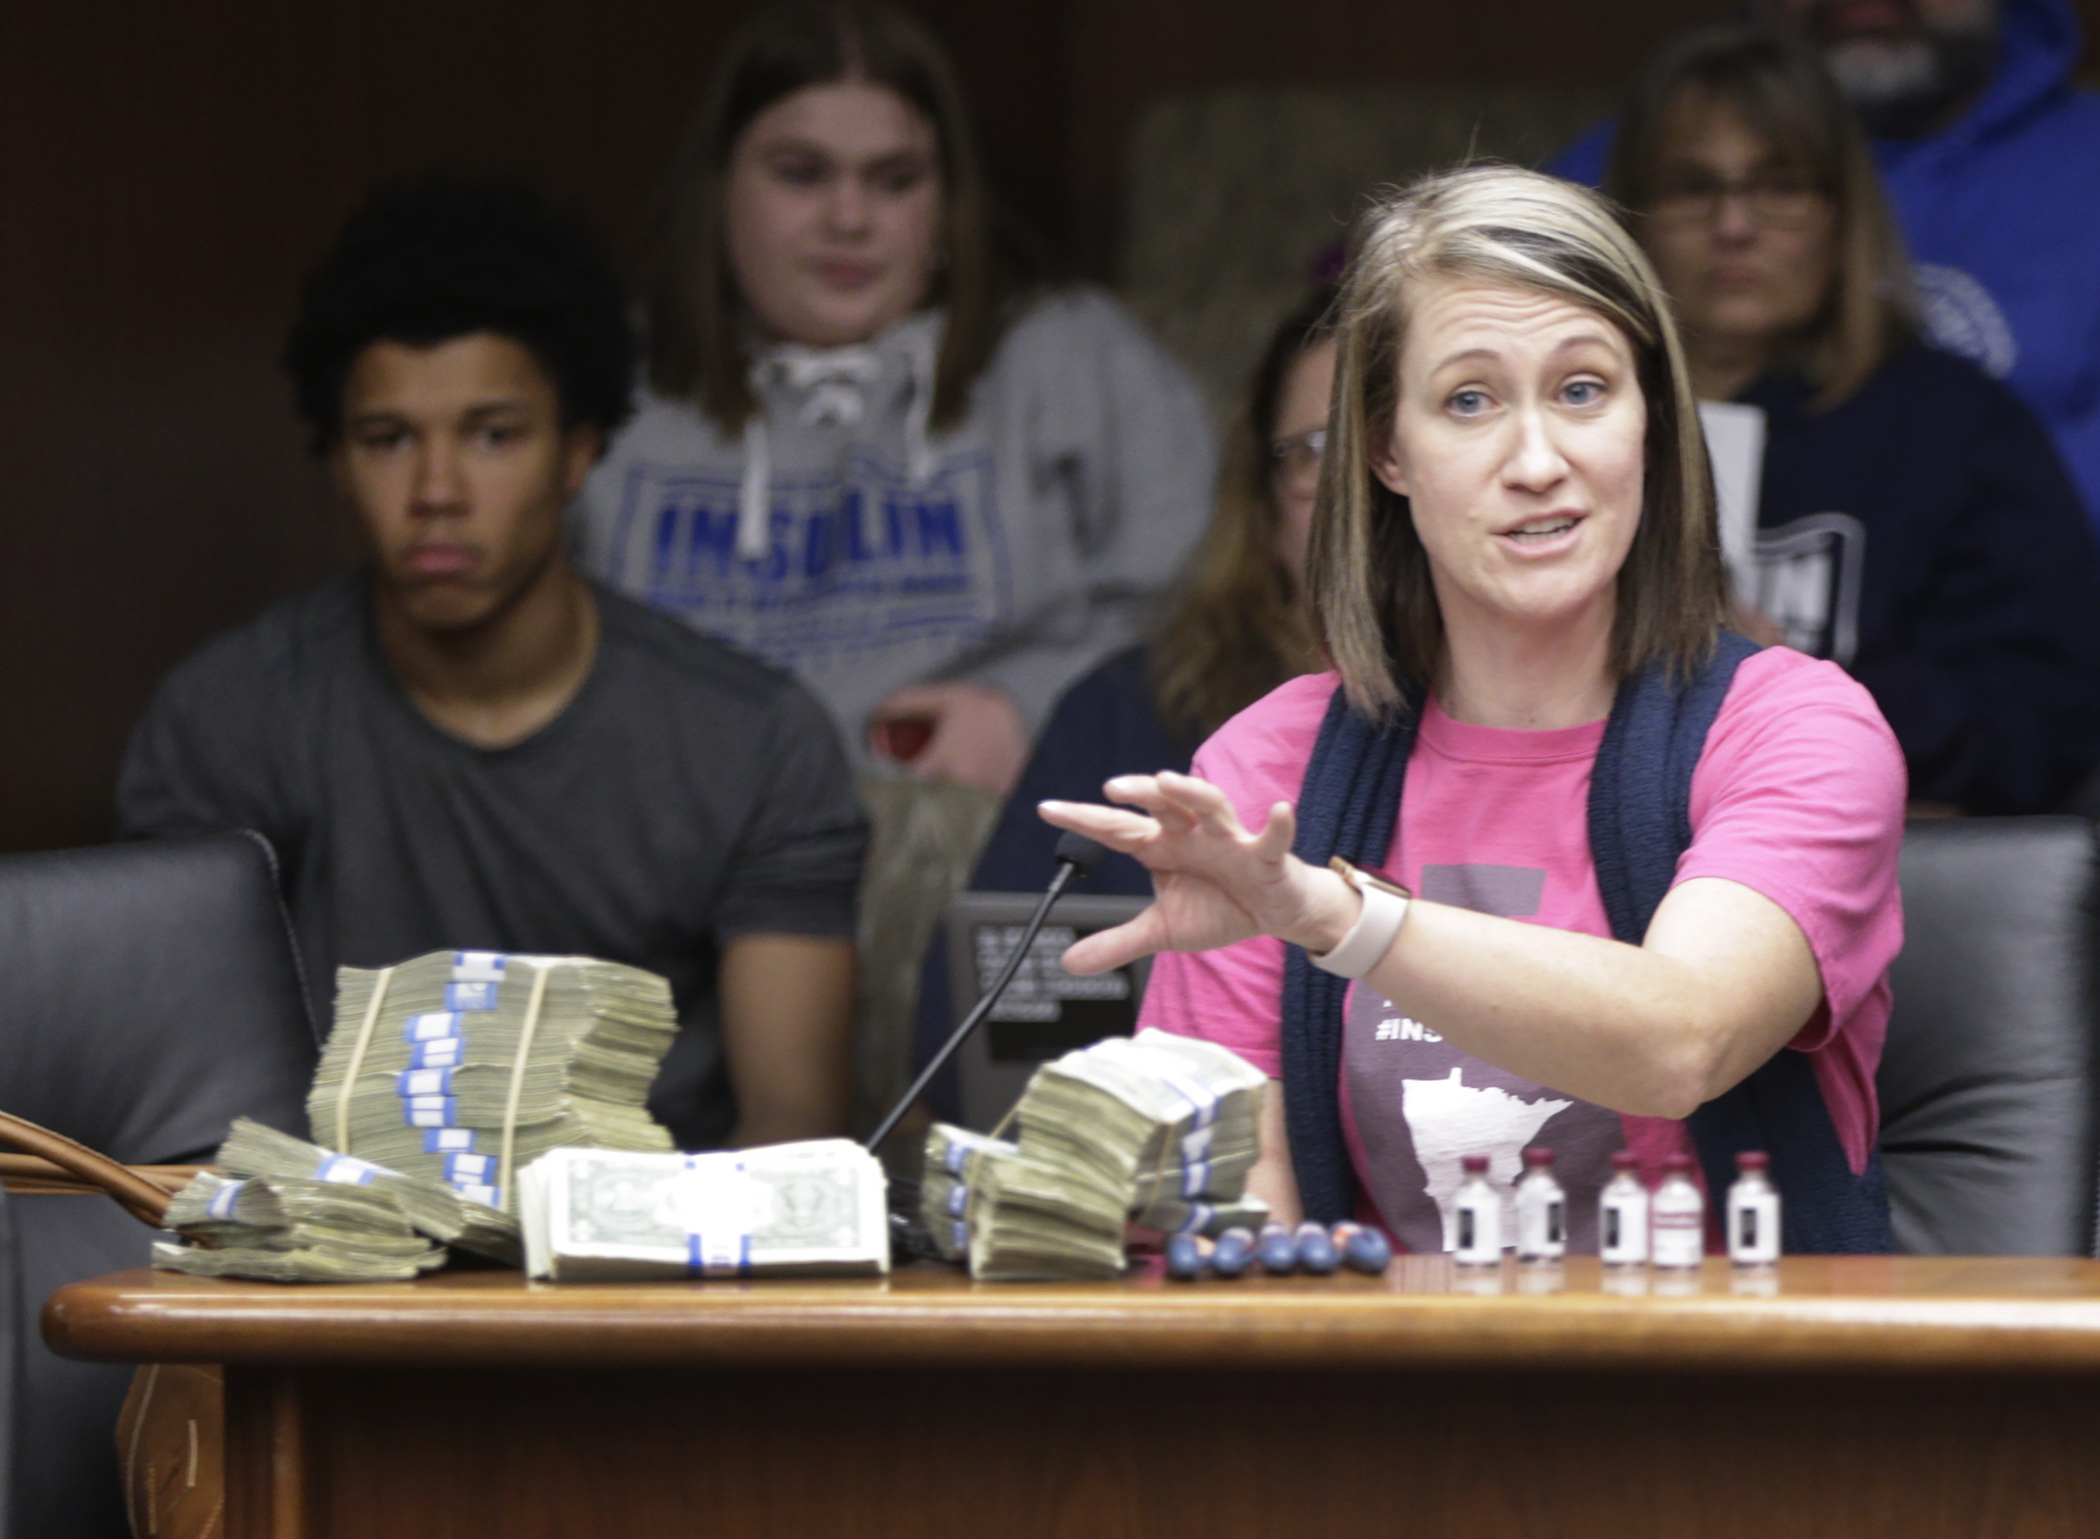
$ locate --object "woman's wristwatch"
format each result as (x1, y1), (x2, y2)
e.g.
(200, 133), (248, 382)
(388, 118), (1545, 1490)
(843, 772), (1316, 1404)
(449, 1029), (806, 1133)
(1307, 856), (1413, 980)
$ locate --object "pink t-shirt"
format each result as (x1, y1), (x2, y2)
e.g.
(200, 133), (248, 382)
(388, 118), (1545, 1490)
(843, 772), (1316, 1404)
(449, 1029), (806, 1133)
(1138, 647), (1906, 1251)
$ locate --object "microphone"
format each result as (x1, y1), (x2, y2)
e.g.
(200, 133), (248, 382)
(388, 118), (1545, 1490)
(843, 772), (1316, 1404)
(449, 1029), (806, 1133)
(865, 830), (1108, 1152)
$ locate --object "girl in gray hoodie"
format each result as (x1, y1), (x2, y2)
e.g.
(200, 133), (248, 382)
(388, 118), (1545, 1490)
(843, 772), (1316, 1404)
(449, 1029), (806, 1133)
(577, 1), (1215, 794)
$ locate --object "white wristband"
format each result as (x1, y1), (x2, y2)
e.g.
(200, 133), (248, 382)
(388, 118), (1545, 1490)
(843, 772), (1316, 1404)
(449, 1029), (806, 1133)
(1308, 877), (1410, 979)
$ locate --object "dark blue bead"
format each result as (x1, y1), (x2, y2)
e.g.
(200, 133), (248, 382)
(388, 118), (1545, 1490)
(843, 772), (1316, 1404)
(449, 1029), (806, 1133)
(1212, 1226), (1255, 1278)
(1296, 1221), (1339, 1274)
(1342, 1225), (1393, 1275)
(1257, 1223), (1298, 1273)
(1164, 1232), (1207, 1281)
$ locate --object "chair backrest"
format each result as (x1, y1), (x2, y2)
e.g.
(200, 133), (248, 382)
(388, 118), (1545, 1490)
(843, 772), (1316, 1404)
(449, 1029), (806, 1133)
(0, 832), (317, 1539)
(0, 1187), (16, 1539)
(1878, 816), (2100, 1255)
(854, 775), (1001, 1138)
(0, 832), (317, 1163)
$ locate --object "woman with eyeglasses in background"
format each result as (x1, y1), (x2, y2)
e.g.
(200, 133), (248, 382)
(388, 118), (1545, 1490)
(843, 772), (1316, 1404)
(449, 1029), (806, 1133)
(1609, 22), (2100, 815)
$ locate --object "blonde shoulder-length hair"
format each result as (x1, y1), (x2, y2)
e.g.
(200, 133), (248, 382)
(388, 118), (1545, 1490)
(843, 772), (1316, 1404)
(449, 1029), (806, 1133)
(1308, 164), (1728, 723)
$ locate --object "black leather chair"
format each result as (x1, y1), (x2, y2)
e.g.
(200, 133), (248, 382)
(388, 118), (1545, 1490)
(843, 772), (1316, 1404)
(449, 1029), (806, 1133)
(0, 833), (317, 1539)
(1878, 816), (2100, 1255)
(0, 1185), (17, 1539)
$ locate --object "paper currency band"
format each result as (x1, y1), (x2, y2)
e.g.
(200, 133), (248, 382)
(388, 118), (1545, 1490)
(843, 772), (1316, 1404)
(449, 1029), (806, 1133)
(1146, 1059), (1220, 1128)
(311, 1153), (378, 1184)
(686, 1232), (753, 1277)
(405, 1011), (465, 1040)
(453, 950), (506, 981)
(445, 1152), (495, 1183)
(409, 1037), (463, 1069)
(399, 1067), (454, 1097)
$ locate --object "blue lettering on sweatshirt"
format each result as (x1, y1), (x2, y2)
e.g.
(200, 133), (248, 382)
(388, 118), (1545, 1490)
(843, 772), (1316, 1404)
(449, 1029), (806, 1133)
(604, 449), (1008, 665)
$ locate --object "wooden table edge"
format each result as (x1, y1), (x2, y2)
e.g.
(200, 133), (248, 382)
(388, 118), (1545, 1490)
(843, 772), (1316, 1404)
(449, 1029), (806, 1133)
(44, 1267), (2100, 1374)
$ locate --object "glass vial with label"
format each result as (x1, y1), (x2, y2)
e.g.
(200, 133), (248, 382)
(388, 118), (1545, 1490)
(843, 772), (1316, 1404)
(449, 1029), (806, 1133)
(1514, 1146), (1565, 1263)
(1727, 1150), (1781, 1267)
(1598, 1149), (1650, 1267)
(1452, 1154), (1502, 1265)
(1651, 1152), (1705, 1270)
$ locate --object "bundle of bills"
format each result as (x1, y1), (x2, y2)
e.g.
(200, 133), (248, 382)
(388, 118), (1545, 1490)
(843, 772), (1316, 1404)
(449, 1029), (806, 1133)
(964, 1142), (1130, 1281)
(517, 1140), (890, 1282)
(926, 1030), (1268, 1281)
(1014, 1030), (1266, 1210)
(154, 1168), (445, 1283)
(308, 950), (680, 1213)
(920, 1124), (1020, 1262)
(1133, 1192), (1272, 1238)
(214, 1117), (521, 1263)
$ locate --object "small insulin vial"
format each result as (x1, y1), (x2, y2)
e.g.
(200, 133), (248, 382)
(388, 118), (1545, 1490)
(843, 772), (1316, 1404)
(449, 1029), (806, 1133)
(1514, 1147), (1566, 1263)
(1598, 1150), (1650, 1267)
(1452, 1154), (1503, 1265)
(1727, 1150), (1781, 1267)
(1650, 1152), (1705, 1270)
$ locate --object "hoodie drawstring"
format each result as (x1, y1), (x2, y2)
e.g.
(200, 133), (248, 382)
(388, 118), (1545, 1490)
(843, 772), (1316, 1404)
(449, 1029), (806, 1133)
(735, 325), (940, 563)
(737, 413), (773, 561)
(902, 325), (937, 488)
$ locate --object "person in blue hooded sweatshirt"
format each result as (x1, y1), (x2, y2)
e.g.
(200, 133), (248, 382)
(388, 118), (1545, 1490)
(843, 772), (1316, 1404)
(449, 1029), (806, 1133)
(1556, 0), (2100, 535)
(1601, 22), (2100, 817)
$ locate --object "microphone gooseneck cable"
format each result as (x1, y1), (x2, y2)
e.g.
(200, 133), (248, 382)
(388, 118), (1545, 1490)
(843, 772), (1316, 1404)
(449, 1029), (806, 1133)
(865, 830), (1108, 1153)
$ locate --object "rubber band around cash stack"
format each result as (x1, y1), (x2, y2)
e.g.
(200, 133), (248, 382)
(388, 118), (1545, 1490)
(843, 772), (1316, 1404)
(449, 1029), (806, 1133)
(1171, 1201), (1215, 1236)
(494, 960), (554, 1211)
(679, 1152), (755, 1277)
(1132, 1050), (1221, 1201)
(335, 964), (396, 1154)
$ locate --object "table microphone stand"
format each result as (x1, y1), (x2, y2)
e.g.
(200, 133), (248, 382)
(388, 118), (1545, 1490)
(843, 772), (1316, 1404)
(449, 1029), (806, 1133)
(865, 830), (1107, 1153)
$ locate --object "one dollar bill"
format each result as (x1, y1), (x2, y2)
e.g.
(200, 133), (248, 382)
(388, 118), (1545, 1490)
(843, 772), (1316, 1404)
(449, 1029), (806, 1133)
(518, 1140), (891, 1281)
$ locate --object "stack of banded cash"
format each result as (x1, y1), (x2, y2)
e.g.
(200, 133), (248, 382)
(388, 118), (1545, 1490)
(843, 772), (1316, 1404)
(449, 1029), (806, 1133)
(1133, 1192), (1271, 1239)
(309, 950), (680, 1213)
(919, 1124), (1019, 1262)
(155, 1170), (444, 1283)
(1013, 1031), (1265, 1212)
(218, 1118), (521, 1261)
(517, 1140), (890, 1281)
(151, 1117), (524, 1280)
(965, 1138), (1131, 1281)
(930, 1029), (1268, 1281)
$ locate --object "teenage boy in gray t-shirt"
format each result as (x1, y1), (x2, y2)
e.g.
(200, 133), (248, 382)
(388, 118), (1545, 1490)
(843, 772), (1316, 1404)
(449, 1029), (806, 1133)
(118, 178), (867, 1151)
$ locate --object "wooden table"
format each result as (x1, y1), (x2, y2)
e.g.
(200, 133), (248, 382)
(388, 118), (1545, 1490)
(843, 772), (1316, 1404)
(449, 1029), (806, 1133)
(45, 1256), (2100, 1538)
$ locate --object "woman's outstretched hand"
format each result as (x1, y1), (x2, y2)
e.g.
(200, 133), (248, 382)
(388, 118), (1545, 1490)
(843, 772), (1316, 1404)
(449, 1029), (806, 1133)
(1037, 770), (1355, 975)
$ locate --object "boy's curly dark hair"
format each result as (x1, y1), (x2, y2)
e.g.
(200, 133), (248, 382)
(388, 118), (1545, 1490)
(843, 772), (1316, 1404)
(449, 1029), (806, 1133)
(283, 175), (636, 450)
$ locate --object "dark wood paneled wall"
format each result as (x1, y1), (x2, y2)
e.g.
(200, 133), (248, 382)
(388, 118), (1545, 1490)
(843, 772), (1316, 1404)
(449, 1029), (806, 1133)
(3, 1), (2095, 851)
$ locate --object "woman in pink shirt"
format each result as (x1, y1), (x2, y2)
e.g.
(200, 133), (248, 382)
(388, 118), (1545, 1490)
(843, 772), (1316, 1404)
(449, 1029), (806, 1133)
(1042, 165), (1904, 1254)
